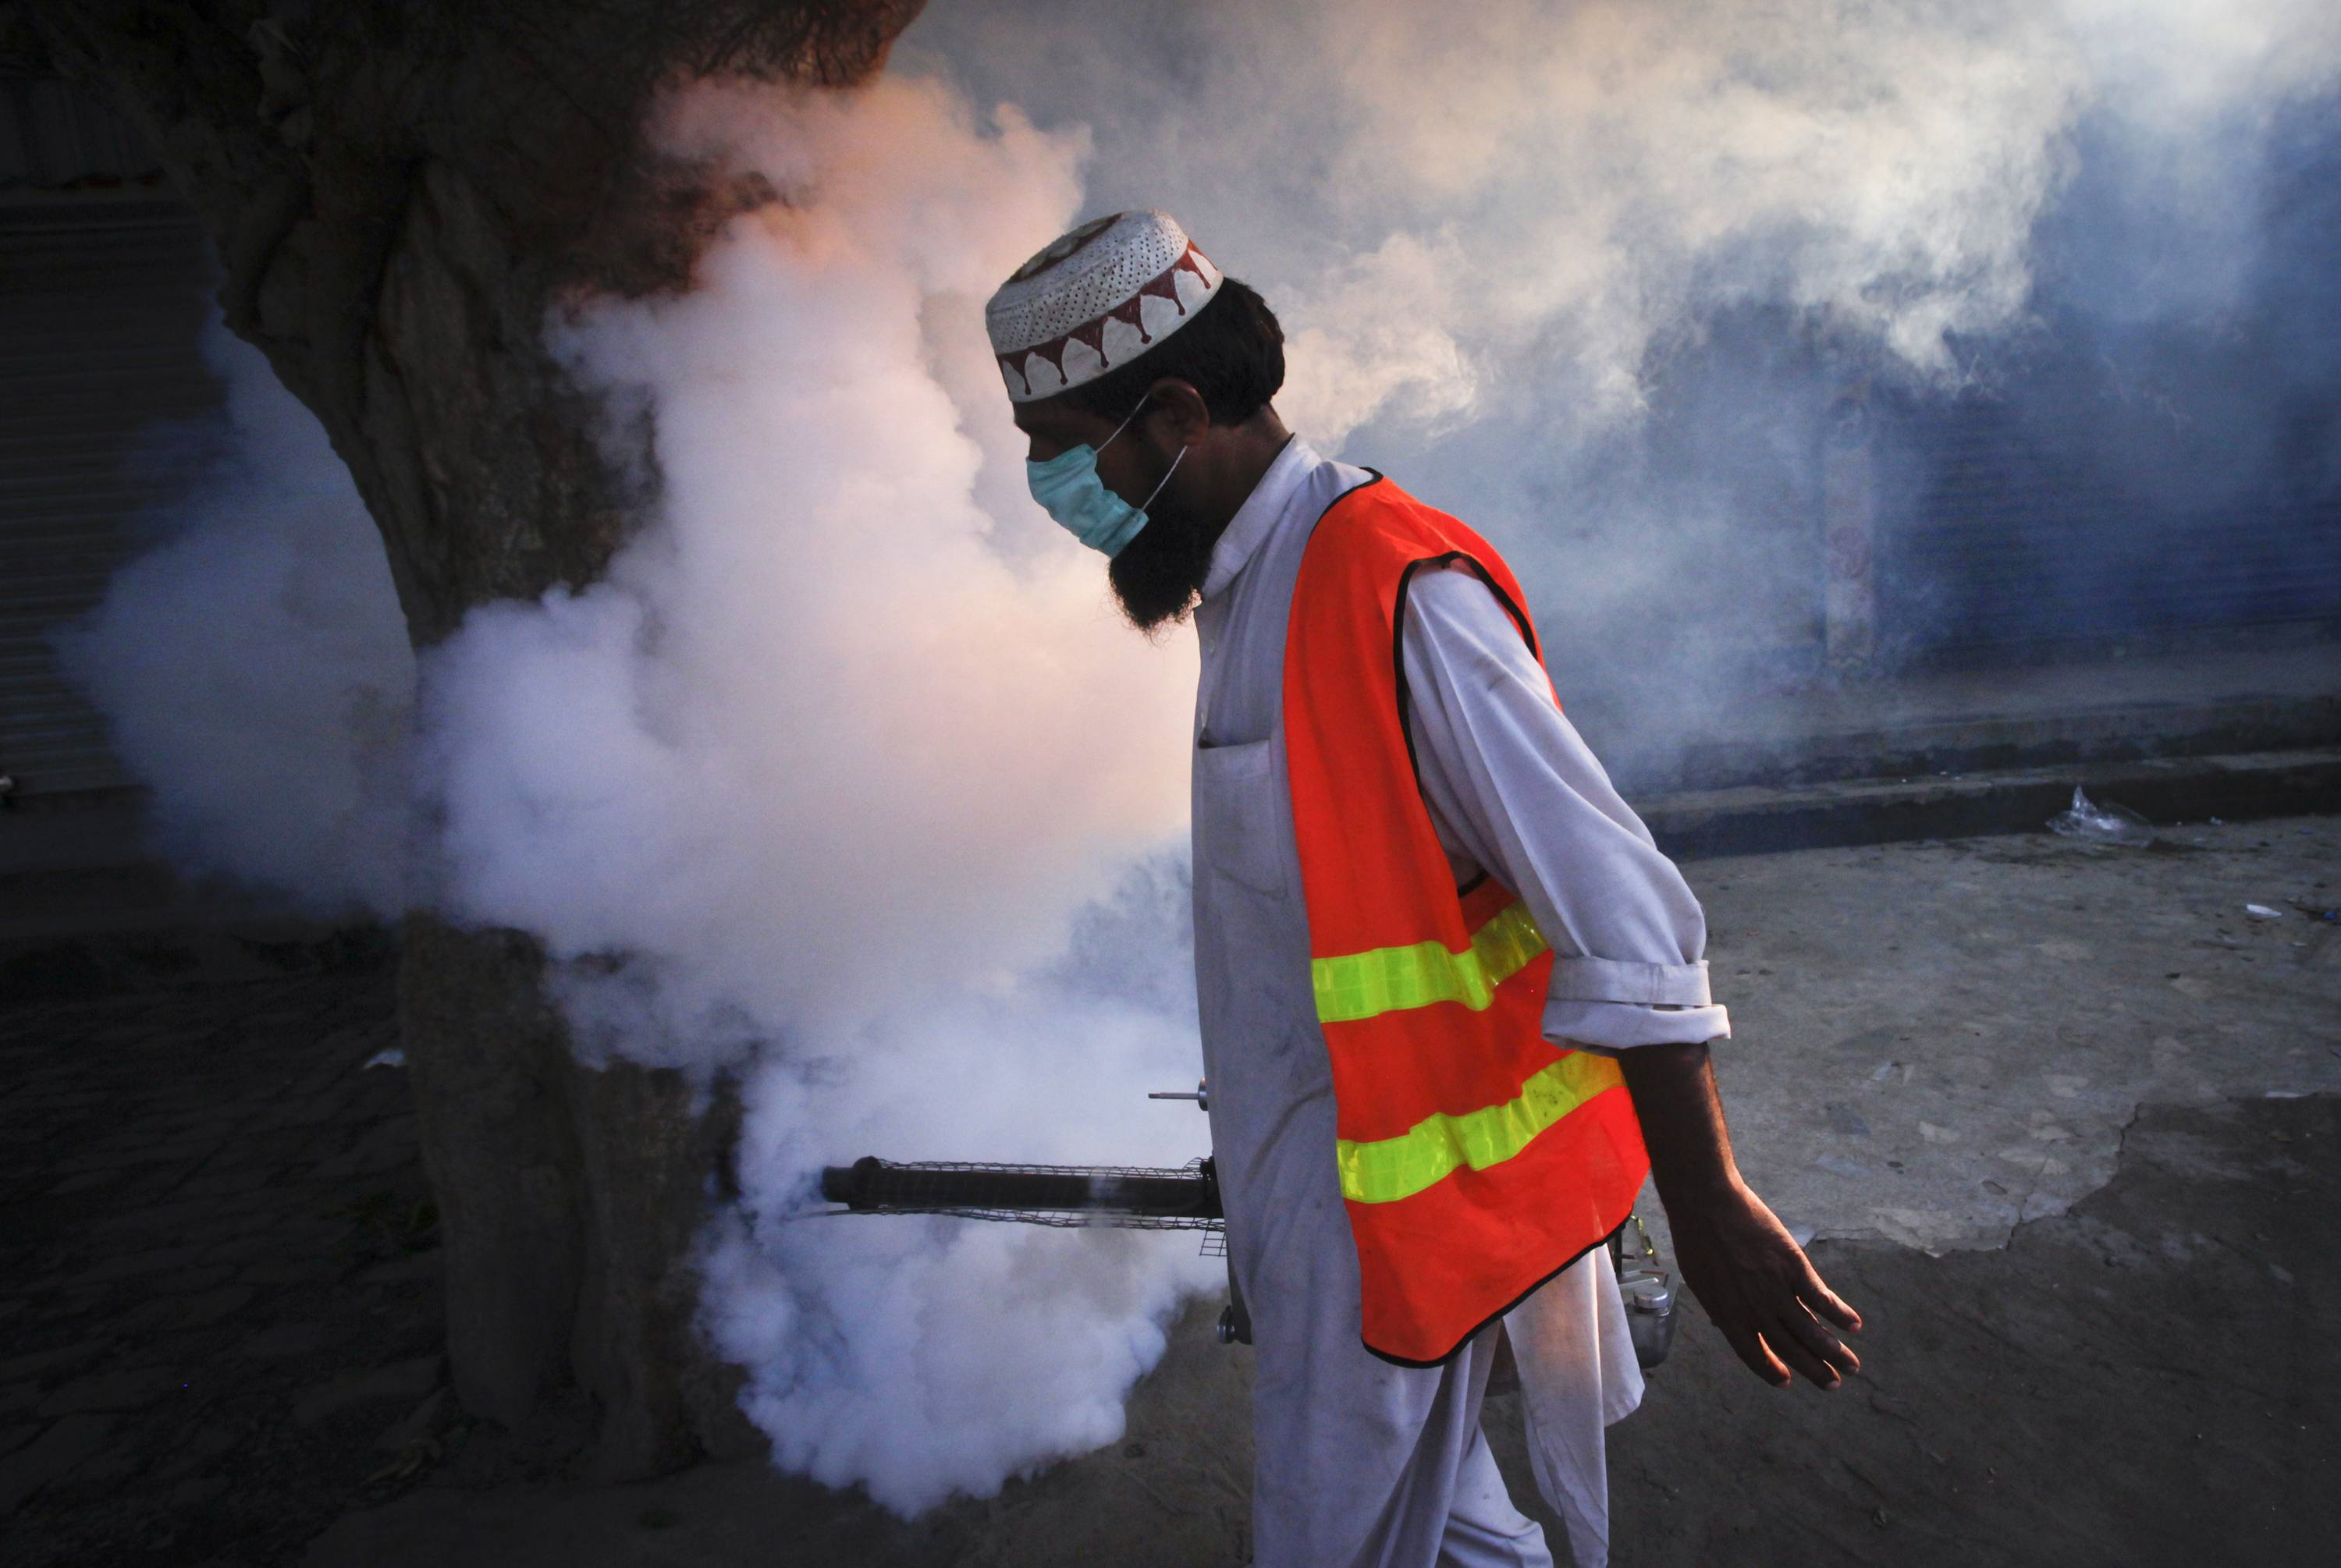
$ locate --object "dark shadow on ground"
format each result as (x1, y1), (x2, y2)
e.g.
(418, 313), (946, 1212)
(1538, 1091), (2339, 1566)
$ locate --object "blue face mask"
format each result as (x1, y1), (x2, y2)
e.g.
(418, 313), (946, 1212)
(1025, 401), (1187, 558)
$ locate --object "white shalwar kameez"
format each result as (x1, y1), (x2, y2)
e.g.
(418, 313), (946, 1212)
(1189, 437), (1728, 1568)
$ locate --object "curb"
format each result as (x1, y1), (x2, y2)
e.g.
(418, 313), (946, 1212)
(1644, 745), (2341, 861)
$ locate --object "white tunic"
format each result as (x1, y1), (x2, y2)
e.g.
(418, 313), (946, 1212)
(1190, 437), (1726, 1568)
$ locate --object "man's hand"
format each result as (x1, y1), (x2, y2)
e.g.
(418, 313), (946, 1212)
(1664, 1172), (1862, 1388)
(1615, 1039), (1864, 1389)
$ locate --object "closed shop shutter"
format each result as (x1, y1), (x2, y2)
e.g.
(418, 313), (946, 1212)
(1878, 393), (2341, 665)
(0, 200), (220, 796)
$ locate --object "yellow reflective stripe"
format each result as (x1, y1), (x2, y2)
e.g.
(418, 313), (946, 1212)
(1335, 1052), (1622, 1204)
(1311, 899), (1548, 1023)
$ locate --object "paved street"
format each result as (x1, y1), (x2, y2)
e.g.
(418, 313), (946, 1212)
(0, 942), (443, 1568)
(2, 814), (2336, 1566)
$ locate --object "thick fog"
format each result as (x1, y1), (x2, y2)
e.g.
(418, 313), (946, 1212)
(908, 0), (2341, 772)
(53, 324), (413, 913)
(61, 0), (2341, 1515)
(424, 81), (1218, 1507)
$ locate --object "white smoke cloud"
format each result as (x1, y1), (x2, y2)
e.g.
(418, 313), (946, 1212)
(61, 0), (2341, 1518)
(415, 77), (1217, 1511)
(909, 0), (2339, 448)
(909, 1), (2059, 444)
(54, 325), (414, 913)
(903, 0), (2341, 768)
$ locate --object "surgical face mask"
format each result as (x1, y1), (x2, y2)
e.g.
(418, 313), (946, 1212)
(1025, 400), (1188, 558)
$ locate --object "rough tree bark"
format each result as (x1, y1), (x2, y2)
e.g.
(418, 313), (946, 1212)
(4, 0), (927, 1479)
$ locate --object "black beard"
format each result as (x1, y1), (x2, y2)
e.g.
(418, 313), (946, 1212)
(1107, 506), (1217, 632)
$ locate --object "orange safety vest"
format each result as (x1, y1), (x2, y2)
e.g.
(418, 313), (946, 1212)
(1281, 476), (1652, 1365)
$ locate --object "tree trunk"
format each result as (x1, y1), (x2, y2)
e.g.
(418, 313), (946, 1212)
(398, 917), (759, 1474)
(10, 0), (925, 1478)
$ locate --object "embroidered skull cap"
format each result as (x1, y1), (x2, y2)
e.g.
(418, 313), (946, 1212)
(986, 210), (1224, 403)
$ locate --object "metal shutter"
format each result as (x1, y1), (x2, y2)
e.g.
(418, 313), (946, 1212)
(1879, 392), (2341, 665)
(0, 200), (221, 796)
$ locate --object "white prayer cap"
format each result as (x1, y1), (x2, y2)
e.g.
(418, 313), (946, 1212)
(986, 211), (1224, 403)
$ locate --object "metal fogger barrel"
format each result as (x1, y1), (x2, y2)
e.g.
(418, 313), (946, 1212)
(817, 1155), (1224, 1229)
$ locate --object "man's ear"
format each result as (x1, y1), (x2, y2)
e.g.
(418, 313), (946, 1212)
(1142, 378), (1212, 448)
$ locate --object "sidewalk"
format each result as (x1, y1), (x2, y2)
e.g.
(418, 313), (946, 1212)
(1578, 635), (2341, 796)
(1605, 635), (2341, 857)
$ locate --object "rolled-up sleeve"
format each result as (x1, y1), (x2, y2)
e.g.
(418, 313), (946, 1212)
(1399, 566), (1729, 1052)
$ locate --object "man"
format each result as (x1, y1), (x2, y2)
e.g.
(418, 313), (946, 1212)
(986, 211), (1861, 1568)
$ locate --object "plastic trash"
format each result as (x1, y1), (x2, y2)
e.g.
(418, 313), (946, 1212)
(364, 1048), (407, 1070)
(2047, 786), (2155, 847)
(2244, 904), (2284, 920)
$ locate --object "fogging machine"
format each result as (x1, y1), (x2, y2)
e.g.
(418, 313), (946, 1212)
(816, 1084), (1676, 1367)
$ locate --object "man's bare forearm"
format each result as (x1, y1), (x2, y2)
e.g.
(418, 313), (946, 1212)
(1614, 1036), (1866, 1388)
(1617, 1039), (1742, 1206)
